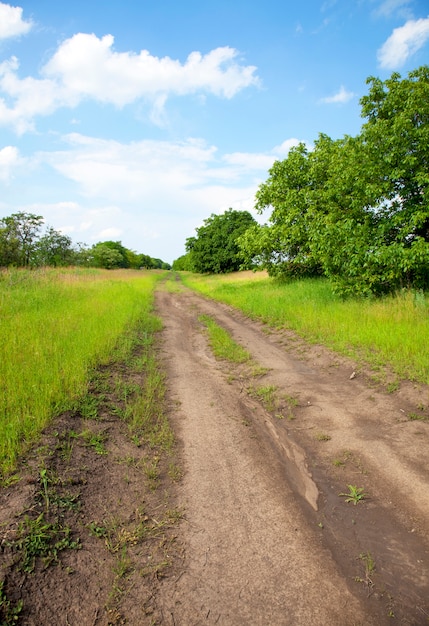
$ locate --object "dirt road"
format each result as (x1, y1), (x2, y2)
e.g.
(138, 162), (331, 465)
(1, 281), (428, 625)
(155, 284), (429, 625)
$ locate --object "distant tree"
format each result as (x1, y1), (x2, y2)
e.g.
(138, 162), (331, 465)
(186, 208), (257, 274)
(172, 253), (194, 271)
(0, 225), (20, 267)
(139, 254), (155, 269)
(0, 212), (43, 266)
(89, 241), (130, 269)
(33, 227), (75, 267)
(90, 243), (124, 269)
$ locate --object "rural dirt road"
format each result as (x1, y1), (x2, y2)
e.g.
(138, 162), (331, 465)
(1, 279), (429, 625)
(154, 282), (429, 625)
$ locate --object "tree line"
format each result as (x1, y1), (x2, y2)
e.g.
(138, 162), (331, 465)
(176, 66), (429, 297)
(0, 212), (170, 270)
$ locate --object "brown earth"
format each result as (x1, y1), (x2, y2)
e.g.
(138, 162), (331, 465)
(1, 280), (429, 625)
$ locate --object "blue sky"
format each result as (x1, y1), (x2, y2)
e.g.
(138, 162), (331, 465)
(0, 1), (428, 264)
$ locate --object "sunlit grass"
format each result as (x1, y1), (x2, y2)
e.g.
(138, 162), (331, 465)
(198, 314), (251, 363)
(181, 272), (429, 384)
(0, 267), (165, 477)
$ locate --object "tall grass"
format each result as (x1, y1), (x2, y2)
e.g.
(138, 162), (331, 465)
(0, 267), (164, 476)
(181, 271), (429, 385)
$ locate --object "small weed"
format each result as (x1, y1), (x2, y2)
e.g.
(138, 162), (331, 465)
(339, 484), (366, 505)
(408, 412), (428, 422)
(250, 364), (270, 378)
(386, 380), (399, 393)
(315, 432), (331, 442)
(355, 552), (376, 595)
(88, 522), (108, 539)
(332, 459), (345, 467)
(0, 474), (20, 489)
(130, 434), (141, 447)
(13, 513), (80, 573)
(113, 546), (132, 578)
(77, 394), (99, 420)
(0, 580), (23, 625)
(80, 430), (108, 455)
(167, 462), (182, 482)
(39, 468), (52, 512)
(142, 457), (160, 489)
(56, 437), (74, 463)
(250, 385), (278, 411)
(166, 508), (184, 523)
(284, 394), (298, 408)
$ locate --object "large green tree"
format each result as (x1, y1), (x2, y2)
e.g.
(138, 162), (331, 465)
(239, 142), (324, 278)
(240, 65), (429, 296)
(186, 208), (257, 274)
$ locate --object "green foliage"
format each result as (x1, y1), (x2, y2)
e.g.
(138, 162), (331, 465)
(198, 314), (251, 363)
(0, 212), (170, 270)
(32, 227), (75, 267)
(186, 208), (257, 273)
(0, 268), (164, 477)
(339, 485), (366, 505)
(172, 252), (194, 271)
(0, 212), (43, 266)
(90, 240), (130, 269)
(239, 66), (429, 296)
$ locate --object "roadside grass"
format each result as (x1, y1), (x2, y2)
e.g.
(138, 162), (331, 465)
(198, 314), (251, 363)
(0, 267), (165, 478)
(181, 272), (429, 385)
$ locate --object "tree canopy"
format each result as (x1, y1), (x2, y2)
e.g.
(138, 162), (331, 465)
(238, 65), (429, 296)
(0, 212), (170, 270)
(185, 208), (257, 274)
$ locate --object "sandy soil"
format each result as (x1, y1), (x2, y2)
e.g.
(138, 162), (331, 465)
(154, 284), (429, 626)
(1, 281), (428, 625)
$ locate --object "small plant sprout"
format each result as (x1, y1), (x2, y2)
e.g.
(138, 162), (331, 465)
(339, 484), (366, 505)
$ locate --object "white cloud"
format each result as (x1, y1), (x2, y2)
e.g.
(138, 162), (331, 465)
(272, 138), (305, 156)
(0, 145), (21, 180)
(223, 138), (308, 171)
(43, 34), (259, 101)
(223, 152), (275, 171)
(0, 2), (32, 40)
(373, 0), (413, 19)
(29, 133), (304, 260)
(378, 17), (429, 68)
(0, 32), (259, 133)
(320, 85), (355, 104)
(96, 227), (123, 241)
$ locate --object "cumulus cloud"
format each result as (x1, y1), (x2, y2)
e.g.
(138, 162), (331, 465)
(43, 34), (259, 102)
(0, 2), (32, 40)
(0, 32), (259, 133)
(378, 17), (429, 68)
(223, 138), (309, 172)
(320, 85), (355, 104)
(0, 145), (21, 180)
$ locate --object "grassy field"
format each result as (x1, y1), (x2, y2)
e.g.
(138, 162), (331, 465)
(180, 270), (429, 385)
(0, 267), (165, 477)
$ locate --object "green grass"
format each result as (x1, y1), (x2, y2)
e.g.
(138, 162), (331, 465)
(0, 267), (165, 477)
(181, 271), (429, 385)
(198, 314), (251, 363)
